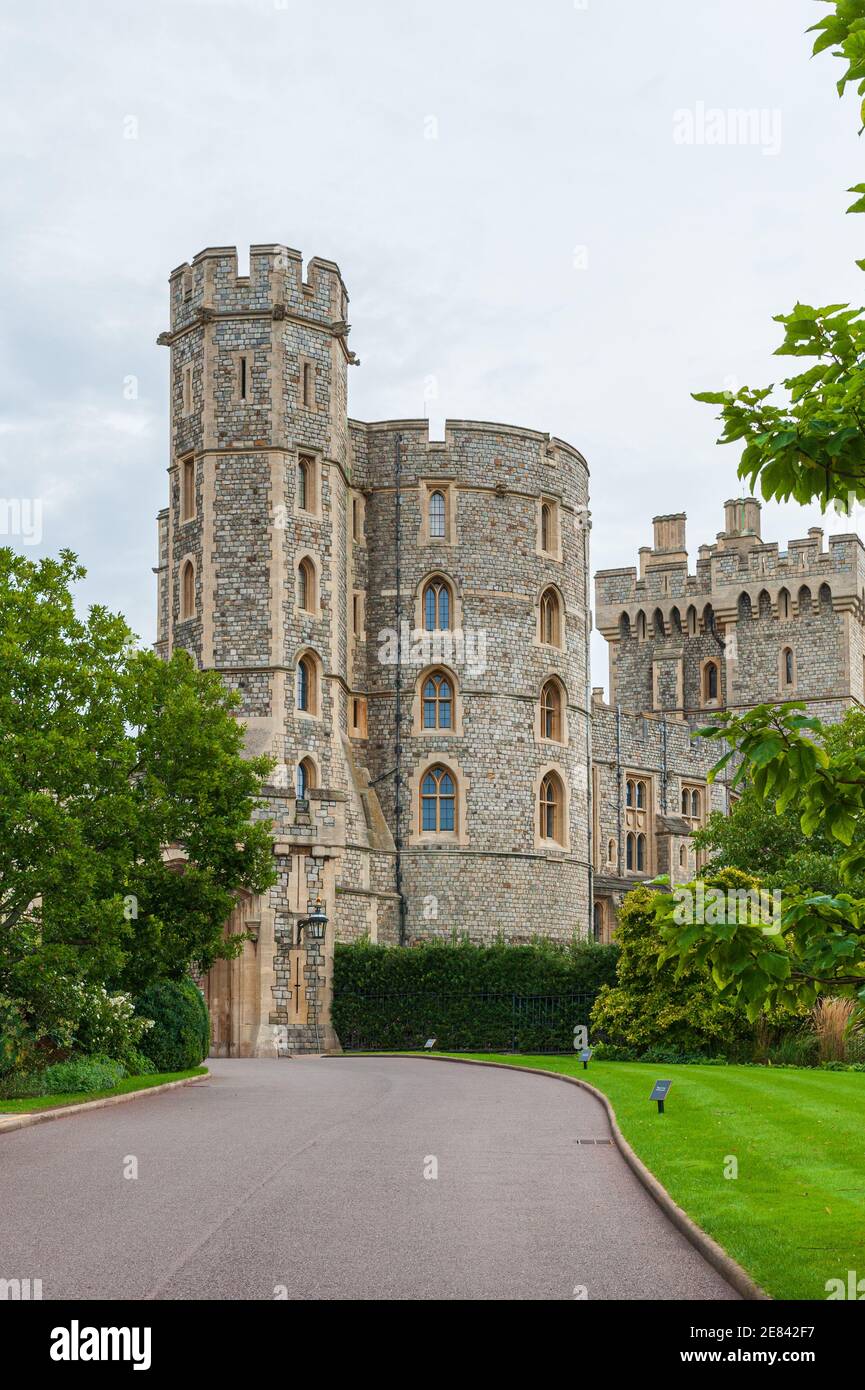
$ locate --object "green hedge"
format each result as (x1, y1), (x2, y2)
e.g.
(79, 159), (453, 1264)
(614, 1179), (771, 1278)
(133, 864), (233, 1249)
(134, 979), (211, 1072)
(333, 940), (619, 1053)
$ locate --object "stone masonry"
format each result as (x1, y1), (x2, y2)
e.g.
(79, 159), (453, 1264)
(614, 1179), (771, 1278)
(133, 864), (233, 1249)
(590, 501), (865, 938)
(155, 244), (592, 1055)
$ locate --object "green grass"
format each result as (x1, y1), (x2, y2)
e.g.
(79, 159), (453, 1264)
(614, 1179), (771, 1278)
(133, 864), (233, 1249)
(0, 1067), (208, 1114)
(446, 1055), (865, 1300)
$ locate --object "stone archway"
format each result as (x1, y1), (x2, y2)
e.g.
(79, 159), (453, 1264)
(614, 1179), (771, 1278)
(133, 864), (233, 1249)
(200, 892), (263, 1058)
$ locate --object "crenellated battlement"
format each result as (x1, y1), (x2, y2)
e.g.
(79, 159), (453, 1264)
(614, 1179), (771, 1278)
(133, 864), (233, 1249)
(595, 499), (865, 638)
(163, 244), (351, 344)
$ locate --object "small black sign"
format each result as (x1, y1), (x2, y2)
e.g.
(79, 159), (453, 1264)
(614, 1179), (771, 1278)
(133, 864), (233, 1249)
(649, 1079), (672, 1101)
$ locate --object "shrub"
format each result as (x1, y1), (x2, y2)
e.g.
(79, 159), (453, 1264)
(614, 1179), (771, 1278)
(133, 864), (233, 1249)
(75, 986), (153, 1067)
(332, 939), (619, 1052)
(0, 1055), (128, 1099)
(122, 1048), (155, 1077)
(134, 980), (210, 1072)
(590, 878), (758, 1059)
(39, 1056), (127, 1094)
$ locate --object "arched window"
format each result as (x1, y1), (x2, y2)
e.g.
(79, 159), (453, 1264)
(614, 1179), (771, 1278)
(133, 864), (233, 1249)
(681, 788), (689, 816)
(636, 833), (646, 872)
(819, 583), (832, 612)
(738, 592), (752, 620)
(423, 576), (452, 632)
(296, 655), (317, 714)
(593, 902), (603, 943)
(420, 765), (456, 832)
(422, 670), (453, 729)
(679, 844), (687, 868)
(540, 588), (562, 646)
(778, 588), (790, 620)
(626, 833), (635, 871)
(296, 757), (316, 799)
(704, 661), (719, 702)
(297, 456), (313, 512)
(636, 611), (647, 640)
(181, 560), (195, 620)
(653, 608), (665, 638)
(297, 557), (315, 612)
(626, 778), (635, 808)
(687, 606), (697, 636)
(782, 647), (794, 687)
(539, 772), (564, 844)
(758, 589), (771, 618)
(670, 607), (682, 634)
(540, 502), (552, 552)
(619, 612), (631, 639)
(428, 490), (446, 539)
(540, 679), (563, 741)
(636, 780), (646, 810)
(607, 838), (617, 866)
(703, 604), (715, 635)
(691, 789), (700, 819)
(798, 585), (812, 616)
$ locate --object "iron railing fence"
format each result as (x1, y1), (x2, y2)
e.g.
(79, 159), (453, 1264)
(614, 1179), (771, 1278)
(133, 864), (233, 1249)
(336, 991), (595, 1055)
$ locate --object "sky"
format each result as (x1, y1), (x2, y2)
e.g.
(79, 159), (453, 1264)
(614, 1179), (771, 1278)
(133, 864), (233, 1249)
(1, 0), (862, 693)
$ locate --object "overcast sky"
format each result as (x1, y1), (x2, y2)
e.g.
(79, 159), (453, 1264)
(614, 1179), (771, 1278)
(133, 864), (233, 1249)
(1, 0), (862, 692)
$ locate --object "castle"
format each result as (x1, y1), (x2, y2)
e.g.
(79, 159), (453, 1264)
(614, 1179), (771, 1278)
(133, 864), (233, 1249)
(154, 245), (865, 1055)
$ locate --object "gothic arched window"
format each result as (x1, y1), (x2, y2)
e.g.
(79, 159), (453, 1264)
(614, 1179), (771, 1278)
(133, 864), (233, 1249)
(296, 758), (316, 799)
(181, 560), (195, 620)
(423, 576), (452, 631)
(540, 588), (562, 646)
(297, 558), (315, 612)
(420, 765), (456, 833)
(422, 670), (453, 729)
(539, 771), (564, 844)
(540, 679), (563, 742)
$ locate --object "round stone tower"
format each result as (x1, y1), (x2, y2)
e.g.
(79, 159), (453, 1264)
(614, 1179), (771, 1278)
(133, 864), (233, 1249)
(349, 418), (592, 944)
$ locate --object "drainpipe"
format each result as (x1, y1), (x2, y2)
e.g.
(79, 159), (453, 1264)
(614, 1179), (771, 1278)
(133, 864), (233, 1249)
(615, 702), (623, 875)
(583, 514), (594, 940)
(393, 432), (408, 946)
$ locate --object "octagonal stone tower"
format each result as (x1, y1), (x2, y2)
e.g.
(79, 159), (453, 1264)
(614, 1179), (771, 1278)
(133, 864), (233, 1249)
(155, 245), (592, 1055)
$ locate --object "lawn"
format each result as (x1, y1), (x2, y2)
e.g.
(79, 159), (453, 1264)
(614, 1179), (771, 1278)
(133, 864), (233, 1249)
(452, 1055), (865, 1301)
(0, 1067), (208, 1114)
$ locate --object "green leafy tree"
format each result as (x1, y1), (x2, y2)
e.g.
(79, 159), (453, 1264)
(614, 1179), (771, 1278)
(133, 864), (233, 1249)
(662, 6), (865, 1016)
(660, 703), (865, 1017)
(694, 2), (865, 512)
(695, 710), (865, 896)
(591, 875), (760, 1057)
(0, 549), (275, 1053)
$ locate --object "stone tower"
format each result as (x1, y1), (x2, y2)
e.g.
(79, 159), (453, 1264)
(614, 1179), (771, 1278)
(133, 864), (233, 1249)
(594, 499), (865, 727)
(589, 500), (865, 941)
(155, 245), (592, 1055)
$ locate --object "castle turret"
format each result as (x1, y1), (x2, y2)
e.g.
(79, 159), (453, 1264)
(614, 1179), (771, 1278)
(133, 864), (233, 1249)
(154, 244), (593, 1055)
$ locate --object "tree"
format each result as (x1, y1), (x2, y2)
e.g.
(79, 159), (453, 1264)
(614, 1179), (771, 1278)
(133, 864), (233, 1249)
(695, 709), (865, 896)
(659, 703), (865, 1018)
(0, 549), (275, 1053)
(661, 5), (865, 1017)
(694, 2), (865, 514)
(590, 875), (759, 1058)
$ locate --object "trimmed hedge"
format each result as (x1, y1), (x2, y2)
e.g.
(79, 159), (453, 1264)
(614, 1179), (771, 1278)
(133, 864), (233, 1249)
(134, 979), (210, 1072)
(333, 940), (619, 1052)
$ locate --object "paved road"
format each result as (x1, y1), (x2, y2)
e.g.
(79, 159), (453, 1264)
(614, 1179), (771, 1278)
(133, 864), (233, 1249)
(0, 1057), (738, 1300)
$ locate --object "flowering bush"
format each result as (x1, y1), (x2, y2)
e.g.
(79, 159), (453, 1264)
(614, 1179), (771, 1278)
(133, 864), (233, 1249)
(75, 986), (152, 1065)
